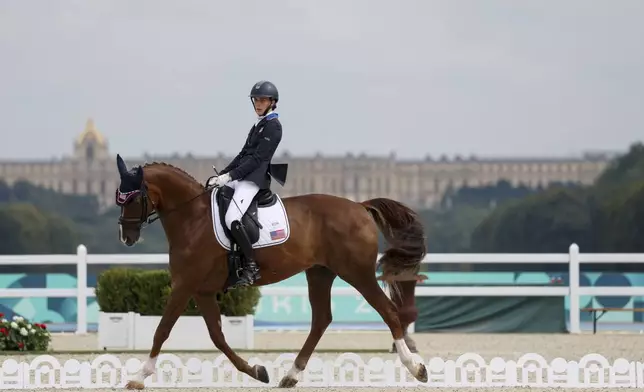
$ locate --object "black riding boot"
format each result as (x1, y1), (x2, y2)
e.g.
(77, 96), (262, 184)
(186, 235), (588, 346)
(230, 220), (261, 286)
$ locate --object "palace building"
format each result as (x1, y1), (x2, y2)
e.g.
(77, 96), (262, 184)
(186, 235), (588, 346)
(0, 119), (613, 210)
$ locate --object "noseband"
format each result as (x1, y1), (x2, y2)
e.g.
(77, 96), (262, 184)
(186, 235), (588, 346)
(115, 185), (159, 228)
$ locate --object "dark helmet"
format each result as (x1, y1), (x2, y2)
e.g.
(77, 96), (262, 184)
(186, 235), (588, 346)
(249, 80), (279, 102)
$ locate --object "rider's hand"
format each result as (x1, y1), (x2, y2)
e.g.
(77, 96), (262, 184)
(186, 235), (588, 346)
(207, 173), (231, 188)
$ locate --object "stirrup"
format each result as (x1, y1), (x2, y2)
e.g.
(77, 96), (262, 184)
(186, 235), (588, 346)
(241, 262), (261, 284)
(235, 272), (256, 287)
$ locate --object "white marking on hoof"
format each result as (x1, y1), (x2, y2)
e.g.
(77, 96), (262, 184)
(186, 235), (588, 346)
(394, 338), (422, 377)
(287, 364), (301, 379)
(130, 356), (157, 386)
(277, 364), (301, 388)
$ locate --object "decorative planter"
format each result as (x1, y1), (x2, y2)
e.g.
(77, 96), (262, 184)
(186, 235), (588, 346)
(98, 312), (254, 350)
(98, 311), (136, 350)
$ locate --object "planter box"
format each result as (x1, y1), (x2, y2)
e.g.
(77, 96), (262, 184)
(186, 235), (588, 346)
(98, 312), (254, 350)
(98, 311), (136, 350)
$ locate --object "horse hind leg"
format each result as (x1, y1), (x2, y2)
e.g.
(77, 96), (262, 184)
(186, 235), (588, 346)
(278, 266), (336, 388)
(343, 273), (428, 383)
(389, 280), (419, 353)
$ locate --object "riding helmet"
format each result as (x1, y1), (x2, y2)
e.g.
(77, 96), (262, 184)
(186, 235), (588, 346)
(249, 80), (279, 102)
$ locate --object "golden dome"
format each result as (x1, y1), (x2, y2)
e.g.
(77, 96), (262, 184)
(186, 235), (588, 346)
(75, 118), (106, 146)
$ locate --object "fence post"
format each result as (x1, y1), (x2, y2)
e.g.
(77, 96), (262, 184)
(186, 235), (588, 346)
(76, 244), (88, 335)
(568, 243), (580, 334)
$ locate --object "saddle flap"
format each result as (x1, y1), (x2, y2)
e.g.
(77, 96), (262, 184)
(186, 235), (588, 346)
(211, 187), (290, 251)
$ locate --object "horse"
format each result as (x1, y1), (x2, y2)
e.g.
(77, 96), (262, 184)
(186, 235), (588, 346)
(113, 154), (429, 389)
(385, 276), (428, 353)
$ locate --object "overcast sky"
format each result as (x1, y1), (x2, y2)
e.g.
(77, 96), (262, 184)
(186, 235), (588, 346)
(1, 0), (643, 161)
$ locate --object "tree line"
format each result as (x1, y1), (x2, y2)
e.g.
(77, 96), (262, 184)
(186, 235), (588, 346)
(0, 142), (642, 257)
(0, 180), (167, 254)
(469, 142), (644, 254)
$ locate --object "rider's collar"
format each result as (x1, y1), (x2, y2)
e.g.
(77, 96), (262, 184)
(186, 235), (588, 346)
(256, 110), (278, 125)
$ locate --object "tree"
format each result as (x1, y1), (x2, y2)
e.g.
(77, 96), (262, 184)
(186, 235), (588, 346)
(420, 205), (491, 253)
(0, 180), (169, 254)
(470, 187), (594, 253)
(470, 141), (644, 256)
(595, 180), (644, 252)
(595, 142), (644, 190)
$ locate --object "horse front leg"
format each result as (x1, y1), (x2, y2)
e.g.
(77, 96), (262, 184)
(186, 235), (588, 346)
(278, 266), (337, 388)
(193, 292), (269, 383)
(125, 284), (193, 390)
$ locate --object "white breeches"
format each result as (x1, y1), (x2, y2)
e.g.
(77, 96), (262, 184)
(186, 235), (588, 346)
(224, 180), (260, 229)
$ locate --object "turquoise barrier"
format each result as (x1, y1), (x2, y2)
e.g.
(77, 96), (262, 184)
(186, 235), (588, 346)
(1, 271), (643, 331)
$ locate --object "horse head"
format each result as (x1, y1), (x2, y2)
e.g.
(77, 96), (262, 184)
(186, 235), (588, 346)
(114, 154), (157, 246)
(114, 154), (208, 246)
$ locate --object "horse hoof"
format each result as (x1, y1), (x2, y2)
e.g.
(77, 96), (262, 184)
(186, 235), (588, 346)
(416, 363), (428, 383)
(125, 380), (145, 390)
(253, 364), (270, 384)
(278, 376), (299, 388)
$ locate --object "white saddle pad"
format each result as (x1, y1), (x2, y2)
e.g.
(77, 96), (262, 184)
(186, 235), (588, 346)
(210, 188), (291, 250)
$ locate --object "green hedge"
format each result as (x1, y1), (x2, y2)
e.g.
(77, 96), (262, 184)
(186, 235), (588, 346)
(95, 267), (261, 316)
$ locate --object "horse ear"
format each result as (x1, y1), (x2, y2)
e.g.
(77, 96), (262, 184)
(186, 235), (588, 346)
(116, 154), (128, 178)
(135, 166), (144, 183)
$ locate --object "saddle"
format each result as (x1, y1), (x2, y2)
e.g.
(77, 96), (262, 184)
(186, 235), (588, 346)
(216, 186), (278, 291)
(215, 186), (278, 244)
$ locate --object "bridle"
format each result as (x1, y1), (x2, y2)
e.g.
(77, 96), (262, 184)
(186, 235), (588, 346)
(115, 181), (212, 230)
(115, 183), (158, 229)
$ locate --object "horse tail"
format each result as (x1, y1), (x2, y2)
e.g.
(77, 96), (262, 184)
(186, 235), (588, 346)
(360, 198), (427, 298)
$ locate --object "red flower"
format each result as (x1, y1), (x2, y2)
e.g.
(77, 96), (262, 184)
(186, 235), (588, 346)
(17, 342), (24, 349)
(0, 312), (4, 318)
(0, 327), (7, 336)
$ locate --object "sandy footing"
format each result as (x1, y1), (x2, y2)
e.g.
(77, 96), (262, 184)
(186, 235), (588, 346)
(7, 331), (641, 391)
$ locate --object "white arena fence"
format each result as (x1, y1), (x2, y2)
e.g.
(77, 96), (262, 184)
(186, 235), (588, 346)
(1, 243), (644, 335)
(1, 352), (644, 388)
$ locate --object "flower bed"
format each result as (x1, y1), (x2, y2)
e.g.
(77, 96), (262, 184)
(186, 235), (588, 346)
(0, 313), (51, 351)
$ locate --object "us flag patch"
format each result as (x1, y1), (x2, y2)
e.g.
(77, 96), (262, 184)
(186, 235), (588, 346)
(270, 229), (286, 240)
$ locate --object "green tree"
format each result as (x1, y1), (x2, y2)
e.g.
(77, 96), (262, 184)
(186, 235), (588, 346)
(0, 206), (24, 253)
(420, 205), (491, 253)
(0, 203), (79, 254)
(470, 141), (644, 255)
(470, 187), (594, 253)
(595, 180), (644, 252)
(595, 142), (644, 189)
(0, 180), (169, 254)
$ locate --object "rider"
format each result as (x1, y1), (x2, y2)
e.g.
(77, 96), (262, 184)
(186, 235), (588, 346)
(207, 80), (282, 286)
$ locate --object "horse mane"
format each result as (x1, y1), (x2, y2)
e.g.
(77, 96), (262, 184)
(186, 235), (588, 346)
(142, 161), (205, 189)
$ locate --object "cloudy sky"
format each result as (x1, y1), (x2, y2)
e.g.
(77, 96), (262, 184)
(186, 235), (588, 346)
(1, 0), (642, 160)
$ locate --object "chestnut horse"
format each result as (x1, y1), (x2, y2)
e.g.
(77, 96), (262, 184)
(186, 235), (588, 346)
(114, 154), (428, 389)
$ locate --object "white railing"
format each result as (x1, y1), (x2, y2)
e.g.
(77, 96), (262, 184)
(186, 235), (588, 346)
(1, 243), (643, 334)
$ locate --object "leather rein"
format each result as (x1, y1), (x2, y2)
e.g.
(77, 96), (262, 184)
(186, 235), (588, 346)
(115, 180), (217, 230)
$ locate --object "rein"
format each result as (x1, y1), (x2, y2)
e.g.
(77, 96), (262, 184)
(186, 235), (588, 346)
(116, 183), (214, 229)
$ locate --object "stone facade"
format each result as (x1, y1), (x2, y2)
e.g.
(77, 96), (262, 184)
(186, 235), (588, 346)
(0, 119), (614, 210)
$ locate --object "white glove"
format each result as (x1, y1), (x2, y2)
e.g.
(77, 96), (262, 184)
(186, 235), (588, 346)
(207, 173), (231, 187)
